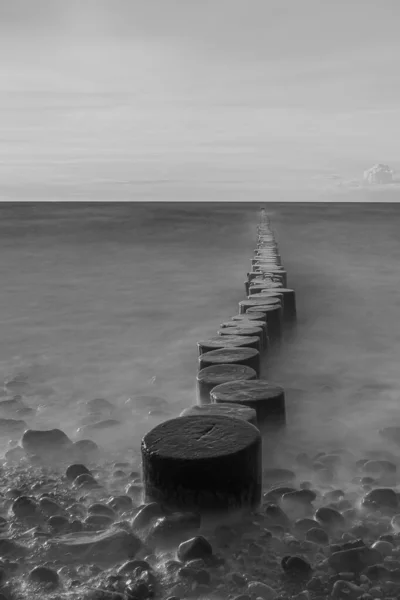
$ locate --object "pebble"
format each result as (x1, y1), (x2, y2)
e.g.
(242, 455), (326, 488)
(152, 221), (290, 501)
(329, 547), (383, 573)
(88, 504), (115, 518)
(48, 515), (70, 532)
(108, 495), (133, 512)
(363, 488), (398, 510)
(306, 527), (329, 545)
(177, 536), (213, 562)
(294, 518), (324, 535)
(371, 540), (393, 557)
(39, 498), (64, 516)
(315, 506), (345, 528)
(265, 504), (290, 527)
(85, 515), (115, 530)
(66, 464), (91, 481)
(132, 503), (166, 530)
(331, 579), (365, 599)
(12, 496), (37, 518)
(29, 565), (59, 587)
(247, 581), (278, 599)
(74, 473), (99, 489)
(281, 555), (312, 577)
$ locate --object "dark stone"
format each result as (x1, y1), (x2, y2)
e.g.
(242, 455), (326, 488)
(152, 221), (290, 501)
(131, 503), (166, 530)
(69, 520), (83, 533)
(146, 512), (201, 548)
(315, 507), (345, 528)
(73, 439), (99, 456)
(0, 538), (26, 557)
(306, 527), (329, 545)
(74, 473), (99, 489)
(4, 446), (25, 463)
(12, 496), (37, 518)
(48, 515), (70, 533)
(282, 489), (317, 504)
(265, 504), (290, 528)
(177, 536), (213, 562)
(29, 565), (59, 587)
(263, 486), (296, 503)
(39, 498), (64, 516)
(293, 518), (323, 536)
(328, 547), (382, 573)
(117, 560), (152, 575)
(281, 555), (312, 577)
(22, 428), (73, 457)
(85, 515), (114, 530)
(362, 488), (398, 510)
(66, 464), (91, 481)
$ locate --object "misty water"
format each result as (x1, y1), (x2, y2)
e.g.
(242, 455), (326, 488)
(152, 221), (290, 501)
(2, 201), (400, 468)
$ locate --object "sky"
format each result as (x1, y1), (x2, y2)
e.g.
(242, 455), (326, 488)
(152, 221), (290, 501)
(1, 0), (400, 200)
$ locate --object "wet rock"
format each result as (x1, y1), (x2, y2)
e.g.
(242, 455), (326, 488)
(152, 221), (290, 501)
(126, 484), (143, 502)
(306, 527), (329, 545)
(88, 504), (115, 518)
(69, 520), (83, 533)
(125, 570), (156, 600)
(282, 489), (317, 504)
(39, 498), (64, 516)
(117, 560), (152, 576)
(66, 463), (91, 481)
(371, 540), (393, 557)
(177, 536), (213, 562)
(331, 579), (365, 599)
(132, 503), (166, 530)
(47, 528), (141, 565)
(325, 489), (345, 502)
(22, 428), (73, 457)
(12, 496), (37, 518)
(48, 515), (70, 533)
(146, 512), (201, 548)
(281, 555), (312, 578)
(29, 565), (59, 587)
(0, 538), (27, 557)
(86, 398), (114, 413)
(73, 439), (99, 457)
(328, 546), (382, 573)
(265, 504), (290, 528)
(315, 507), (345, 528)
(0, 418), (27, 436)
(4, 446), (25, 463)
(293, 518), (323, 536)
(108, 495), (133, 512)
(362, 460), (396, 475)
(247, 581), (278, 599)
(362, 488), (398, 510)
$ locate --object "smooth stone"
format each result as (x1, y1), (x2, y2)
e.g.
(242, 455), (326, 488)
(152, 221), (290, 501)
(22, 429), (73, 456)
(74, 474), (99, 489)
(12, 496), (37, 518)
(85, 515), (115, 530)
(306, 528), (329, 545)
(362, 460), (396, 474)
(146, 512), (201, 548)
(29, 565), (59, 587)
(47, 529), (141, 565)
(73, 439), (99, 456)
(117, 559), (152, 575)
(247, 581), (278, 600)
(66, 464), (91, 481)
(132, 503), (166, 530)
(264, 486), (297, 503)
(331, 580), (365, 599)
(107, 496), (133, 512)
(88, 504), (115, 518)
(141, 415), (262, 512)
(177, 536), (213, 562)
(265, 504), (290, 528)
(328, 547), (383, 573)
(362, 488), (398, 510)
(77, 420), (121, 437)
(39, 498), (64, 516)
(86, 398), (114, 413)
(293, 518), (324, 535)
(48, 515), (70, 532)
(371, 540), (393, 557)
(281, 555), (312, 577)
(315, 507), (345, 528)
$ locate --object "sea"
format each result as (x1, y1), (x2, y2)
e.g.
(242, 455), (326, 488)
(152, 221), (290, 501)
(2, 201), (400, 465)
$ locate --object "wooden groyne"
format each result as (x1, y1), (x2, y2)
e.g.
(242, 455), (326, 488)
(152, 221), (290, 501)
(142, 208), (296, 513)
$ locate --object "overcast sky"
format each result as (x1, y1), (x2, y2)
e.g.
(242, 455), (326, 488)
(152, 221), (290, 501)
(1, 0), (399, 198)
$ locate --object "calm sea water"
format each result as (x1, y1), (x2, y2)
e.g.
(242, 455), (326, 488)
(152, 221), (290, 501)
(2, 201), (400, 462)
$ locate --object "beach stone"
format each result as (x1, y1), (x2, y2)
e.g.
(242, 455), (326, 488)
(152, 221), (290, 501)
(198, 348), (260, 377)
(362, 460), (396, 475)
(86, 398), (113, 412)
(177, 536), (213, 562)
(247, 581), (277, 599)
(47, 528), (141, 565)
(29, 565), (59, 587)
(179, 403), (257, 426)
(85, 515), (115, 530)
(211, 381), (285, 426)
(294, 518), (323, 535)
(328, 547), (382, 573)
(371, 540), (393, 557)
(196, 364), (257, 404)
(39, 498), (63, 516)
(22, 428), (73, 457)
(132, 503), (166, 530)
(117, 560), (152, 576)
(66, 464), (91, 481)
(264, 486), (296, 503)
(141, 415), (262, 512)
(331, 580), (365, 599)
(12, 496), (37, 518)
(126, 484), (143, 502)
(265, 504), (290, 528)
(74, 473), (99, 489)
(48, 515), (70, 533)
(315, 507), (345, 528)
(0, 538), (26, 557)
(4, 446), (25, 463)
(306, 527), (329, 545)
(88, 504), (115, 518)
(281, 555), (312, 577)
(77, 420), (121, 437)
(73, 439), (99, 457)
(362, 488), (398, 510)
(146, 512), (201, 547)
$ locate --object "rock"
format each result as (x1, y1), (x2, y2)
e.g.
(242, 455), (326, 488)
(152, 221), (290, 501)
(39, 498), (63, 516)
(370, 540), (393, 557)
(73, 439), (99, 457)
(48, 515), (70, 533)
(362, 488), (398, 510)
(0, 538), (26, 557)
(117, 560), (152, 575)
(86, 398), (114, 413)
(125, 484), (143, 502)
(66, 464), (91, 481)
(281, 555), (312, 577)
(331, 579), (365, 599)
(108, 496), (133, 513)
(315, 507), (345, 528)
(305, 527), (329, 545)
(12, 496), (37, 518)
(4, 446), (25, 463)
(124, 570), (155, 599)
(265, 504), (290, 528)
(88, 504), (115, 518)
(74, 473), (99, 489)
(47, 528), (141, 565)
(264, 486), (297, 503)
(247, 581), (278, 599)
(29, 565), (59, 587)
(293, 518), (323, 535)
(177, 536), (213, 562)
(132, 503), (166, 530)
(77, 420), (121, 438)
(328, 547), (382, 573)
(22, 428), (73, 457)
(85, 515), (114, 530)
(362, 460), (396, 475)
(141, 415), (262, 512)
(146, 512), (201, 548)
